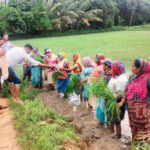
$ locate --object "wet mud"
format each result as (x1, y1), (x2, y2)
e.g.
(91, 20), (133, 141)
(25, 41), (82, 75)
(37, 87), (131, 150)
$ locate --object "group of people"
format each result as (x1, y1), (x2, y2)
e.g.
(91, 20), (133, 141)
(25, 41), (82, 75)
(0, 34), (149, 144)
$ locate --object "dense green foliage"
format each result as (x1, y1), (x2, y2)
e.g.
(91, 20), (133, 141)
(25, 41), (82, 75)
(0, 0), (150, 34)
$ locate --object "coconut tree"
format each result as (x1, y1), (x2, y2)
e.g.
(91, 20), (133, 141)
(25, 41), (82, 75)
(43, 0), (75, 30)
(67, 0), (103, 29)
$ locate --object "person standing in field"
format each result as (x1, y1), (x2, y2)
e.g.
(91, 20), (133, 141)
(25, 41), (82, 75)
(22, 44), (33, 81)
(68, 54), (83, 76)
(102, 59), (112, 84)
(44, 49), (58, 90)
(126, 59), (150, 141)
(30, 48), (44, 88)
(108, 61), (127, 139)
(88, 54), (105, 108)
(81, 57), (94, 101)
(6, 45), (53, 103)
(3, 34), (14, 51)
(0, 37), (9, 110)
(96, 59), (112, 125)
(56, 52), (70, 98)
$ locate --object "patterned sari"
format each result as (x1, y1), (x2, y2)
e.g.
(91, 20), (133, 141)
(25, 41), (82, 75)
(127, 59), (150, 141)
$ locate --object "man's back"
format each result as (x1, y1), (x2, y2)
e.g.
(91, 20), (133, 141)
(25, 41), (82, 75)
(6, 47), (26, 67)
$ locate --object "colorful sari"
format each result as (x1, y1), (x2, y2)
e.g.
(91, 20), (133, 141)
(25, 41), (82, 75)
(45, 54), (58, 84)
(127, 59), (150, 141)
(73, 54), (82, 75)
(56, 52), (70, 93)
(89, 54), (105, 109)
(81, 57), (94, 100)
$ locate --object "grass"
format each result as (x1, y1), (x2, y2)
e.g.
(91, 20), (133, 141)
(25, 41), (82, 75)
(12, 28), (150, 70)
(5, 66), (79, 150)
(10, 100), (78, 150)
(9, 78), (79, 150)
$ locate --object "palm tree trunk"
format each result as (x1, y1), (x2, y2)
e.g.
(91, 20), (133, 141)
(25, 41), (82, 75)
(129, 3), (136, 26)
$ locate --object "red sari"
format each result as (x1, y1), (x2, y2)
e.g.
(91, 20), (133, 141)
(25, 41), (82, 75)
(127, 59), (150, 141)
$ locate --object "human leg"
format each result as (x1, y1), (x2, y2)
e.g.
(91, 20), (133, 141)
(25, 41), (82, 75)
(8, 67), (22, 103)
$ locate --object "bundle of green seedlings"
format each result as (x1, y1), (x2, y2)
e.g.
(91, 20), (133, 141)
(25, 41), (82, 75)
(64, 74), (80, 97)
(35, 54), (45, 64)
(52, 71), (66, 83)
(89, 78), (120, 122)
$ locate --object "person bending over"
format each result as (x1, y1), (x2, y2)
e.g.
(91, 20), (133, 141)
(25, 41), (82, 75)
(6, 44), (52, 103)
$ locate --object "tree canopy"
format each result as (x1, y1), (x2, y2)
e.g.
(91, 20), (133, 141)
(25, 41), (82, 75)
(0, 0), (150, 34)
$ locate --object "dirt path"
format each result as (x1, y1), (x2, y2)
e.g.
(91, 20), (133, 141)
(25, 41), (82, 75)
(0, 98), (20, 150)
(37, 89), (131, 150)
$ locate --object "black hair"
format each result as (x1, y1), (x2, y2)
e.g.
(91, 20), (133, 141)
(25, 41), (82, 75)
(24, 44), (33, 50)
(104, 63), (111, 69)
(134, 59), (141, 68)
(44, 48), (49, 52)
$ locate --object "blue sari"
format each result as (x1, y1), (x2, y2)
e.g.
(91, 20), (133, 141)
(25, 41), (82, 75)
(96, 97), (107, 124)
(81, 67), (93, 99)
(31, 67), (42, 85)
(56, 77), (70, 93)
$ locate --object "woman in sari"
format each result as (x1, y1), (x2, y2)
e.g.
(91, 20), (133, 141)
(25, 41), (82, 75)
(108, 61), (127, 138)
(56, 52), (70, 98)
(31, 48), (43, 88)
(44, 49), (58, 90)
(81, 57), (94, 101)
(88, 54), (105, 108)
(69, 54), (82, 76)
(96, 59), (112, 125)
(127, 59), (150, 141)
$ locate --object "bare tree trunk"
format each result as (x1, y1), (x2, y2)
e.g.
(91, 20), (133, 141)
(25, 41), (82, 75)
(129, 3), (136, 26)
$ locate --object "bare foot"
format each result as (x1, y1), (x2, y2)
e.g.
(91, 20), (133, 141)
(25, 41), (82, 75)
(12, 97), (18, 103)
(16, 98), (23, 104)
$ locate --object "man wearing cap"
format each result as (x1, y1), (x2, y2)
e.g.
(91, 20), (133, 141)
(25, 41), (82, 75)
(6, 44), (52, 103)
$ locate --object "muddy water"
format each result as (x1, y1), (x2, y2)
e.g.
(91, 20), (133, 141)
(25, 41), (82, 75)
(37, 89), (131, 150)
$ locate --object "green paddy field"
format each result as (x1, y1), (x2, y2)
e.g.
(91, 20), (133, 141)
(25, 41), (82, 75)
(13, 30), (150, 69)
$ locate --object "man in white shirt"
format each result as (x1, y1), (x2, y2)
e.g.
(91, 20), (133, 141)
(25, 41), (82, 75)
(3, 34), (14, 52)
(6, 44), (52, 103)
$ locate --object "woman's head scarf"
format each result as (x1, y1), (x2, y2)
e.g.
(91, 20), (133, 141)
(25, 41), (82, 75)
(96, 54), (105, 65)
(127, 59), (150, 101)
(82, 57), (94, 68)
(111, 61), (125, 77)
(58, 52), (67, 60)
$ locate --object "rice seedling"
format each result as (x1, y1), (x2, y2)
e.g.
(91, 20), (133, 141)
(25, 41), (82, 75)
(52, 71), (66, 83)
(64, 74), (80, 96)
(89, 78), (120, 122)
(35, 54), (45, 64)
